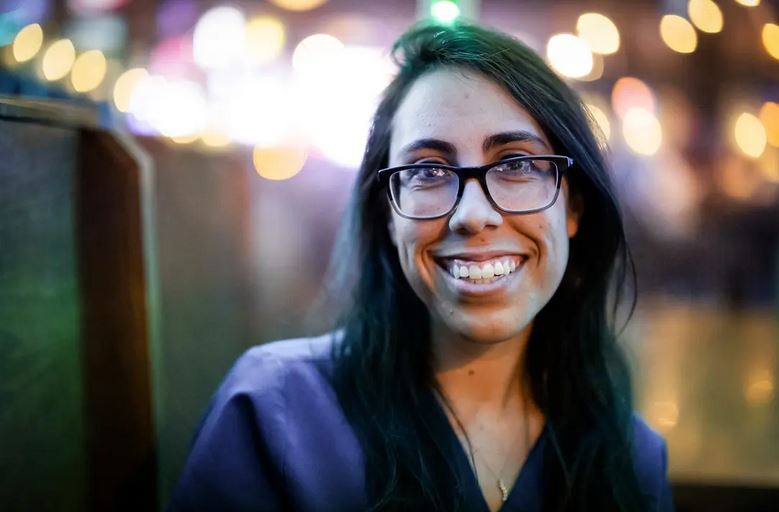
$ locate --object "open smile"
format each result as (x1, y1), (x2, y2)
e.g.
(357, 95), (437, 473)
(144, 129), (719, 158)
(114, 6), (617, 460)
(434, 254), (528, 297)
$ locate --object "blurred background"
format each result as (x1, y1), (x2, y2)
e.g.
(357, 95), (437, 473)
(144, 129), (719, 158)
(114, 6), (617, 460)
(0, 0), (777, 511)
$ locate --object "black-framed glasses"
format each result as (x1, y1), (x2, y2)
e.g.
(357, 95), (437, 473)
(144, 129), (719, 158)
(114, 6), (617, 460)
(377, 155), (573, 220)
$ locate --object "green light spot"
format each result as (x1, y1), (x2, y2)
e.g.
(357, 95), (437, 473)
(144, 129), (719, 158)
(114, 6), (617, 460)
(430, 0), (460, 24)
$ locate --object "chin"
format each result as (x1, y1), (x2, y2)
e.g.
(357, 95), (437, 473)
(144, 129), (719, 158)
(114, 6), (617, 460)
(442, 311), (533, 345)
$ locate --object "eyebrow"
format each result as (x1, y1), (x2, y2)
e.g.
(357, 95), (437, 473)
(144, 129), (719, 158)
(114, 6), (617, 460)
(398, 138), (458, 159)
(398, 130), (550, 161)
(482, 130), (549, 153)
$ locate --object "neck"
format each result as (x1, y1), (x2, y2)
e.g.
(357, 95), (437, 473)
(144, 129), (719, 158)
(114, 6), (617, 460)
(431, 319), (534, 412)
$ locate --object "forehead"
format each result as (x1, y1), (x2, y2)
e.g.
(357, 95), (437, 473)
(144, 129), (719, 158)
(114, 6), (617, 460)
(389, 67), (550, 160)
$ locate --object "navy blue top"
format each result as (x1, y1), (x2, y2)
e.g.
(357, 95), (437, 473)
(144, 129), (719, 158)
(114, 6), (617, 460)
(169, 334), (674, 511)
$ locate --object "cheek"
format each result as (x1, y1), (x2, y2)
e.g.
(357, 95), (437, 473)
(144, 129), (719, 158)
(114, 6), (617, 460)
(389, 217), (442, 287)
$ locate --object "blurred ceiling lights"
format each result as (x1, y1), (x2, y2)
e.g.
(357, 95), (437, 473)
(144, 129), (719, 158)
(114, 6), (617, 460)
(201, 129), (232, 149)
(193, 6), (245, 70)
(623, 108), (663, 156)
(253, 145), (308, 180)
(430, 1), (461, 24)
(611, 76), (656, 118)
(71, 49), (107, 92)
(735, 0), (760, 6)
(546, 33), (593, 79)
(577, 53), (604, 82)
(734, 112), (767, 158)
(113, 67), (148, 112)
(42, 38), (76, 81)
(576, 12), (620, 55)
(268, 0), (329, 12)
(12, 23), (43, 62)
(687, 0), (723, 34)
(245, 16), (286, 65)
(759, 102), (779, 147)
(660, 15), (697, 53)
(763, 23), (779, 60)
(292, 33), (344, 76)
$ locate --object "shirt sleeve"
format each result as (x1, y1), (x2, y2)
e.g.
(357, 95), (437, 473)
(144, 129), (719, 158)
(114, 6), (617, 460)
(167, 349), (289, 512)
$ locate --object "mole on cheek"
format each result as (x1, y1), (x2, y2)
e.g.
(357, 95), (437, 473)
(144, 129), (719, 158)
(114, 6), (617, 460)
(468, 369), (475, 376)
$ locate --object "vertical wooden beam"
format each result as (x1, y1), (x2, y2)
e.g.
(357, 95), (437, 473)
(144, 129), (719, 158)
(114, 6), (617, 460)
(76, 129), (157, 512)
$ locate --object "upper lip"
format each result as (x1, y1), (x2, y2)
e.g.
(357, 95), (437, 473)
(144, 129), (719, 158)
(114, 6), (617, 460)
(433, 250), (527, 262)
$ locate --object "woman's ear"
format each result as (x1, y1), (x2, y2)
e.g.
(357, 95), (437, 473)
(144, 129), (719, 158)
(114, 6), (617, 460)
(566, 187), (584, 239)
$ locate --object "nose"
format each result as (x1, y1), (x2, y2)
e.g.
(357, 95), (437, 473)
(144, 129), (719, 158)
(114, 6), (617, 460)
(448, 178), (503, 233)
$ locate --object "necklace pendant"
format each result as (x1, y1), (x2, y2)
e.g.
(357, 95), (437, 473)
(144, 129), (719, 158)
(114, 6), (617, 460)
(497, 479), (508, 502)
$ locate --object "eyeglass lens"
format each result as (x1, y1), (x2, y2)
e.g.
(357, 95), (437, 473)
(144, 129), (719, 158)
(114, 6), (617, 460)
(389, 159), (559, 218)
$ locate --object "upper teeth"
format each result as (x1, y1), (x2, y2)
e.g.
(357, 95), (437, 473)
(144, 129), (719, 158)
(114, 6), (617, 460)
(448, 257), (521, 280)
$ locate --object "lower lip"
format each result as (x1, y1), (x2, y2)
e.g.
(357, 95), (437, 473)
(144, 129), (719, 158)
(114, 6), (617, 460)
(437, 260), (525, 297)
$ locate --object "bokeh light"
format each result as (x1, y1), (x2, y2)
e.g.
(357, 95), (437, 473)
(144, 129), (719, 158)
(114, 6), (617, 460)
(763, 23), (779, 61)
(71, 49), (107, 92)
(430, 1), (460, 24)
(201, 130), (232, 148)
(149, 35), (194, 77)
(170, 133), (199, 144)
(546, 33), (593, 79)
(113, 67), (148, 112)
(129, 76), (209, 137)
(660, 15), (697, 54)
(577, 53), (604, 82)
(611, 76), (655, 118)
(687, 0), (723, 34)
(734, 112), (766, 158)
(214, 74), (296, 147)
(622, 107), (662, 156)
(12, 23), (43, 63)
(759, 102), (779, 147)
(576, 12), (620, 55)
(296, 44), (394, 167)
(253, 145), (308, 180)
(41, 38), (76, 81)
(193, 6), (245, 71)
(268, 0), (329, 11)
(735, 0), (760, 6)
(292, 33), (344, 76)
(245, 16), (285, 65)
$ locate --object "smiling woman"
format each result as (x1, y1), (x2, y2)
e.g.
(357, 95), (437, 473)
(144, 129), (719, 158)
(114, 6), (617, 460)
(169, 22), (673, 512)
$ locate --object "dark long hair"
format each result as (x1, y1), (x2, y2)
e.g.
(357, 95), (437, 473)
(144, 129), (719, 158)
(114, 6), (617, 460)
(328, 22), (647, 511)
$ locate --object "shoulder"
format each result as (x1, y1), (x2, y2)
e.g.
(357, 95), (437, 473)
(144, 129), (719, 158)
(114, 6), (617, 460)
(220, 332), (339, 396)
(630, 414), (674, 511)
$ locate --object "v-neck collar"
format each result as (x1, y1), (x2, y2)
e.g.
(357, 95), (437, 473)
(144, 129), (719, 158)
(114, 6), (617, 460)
(423, 387), (547, 512)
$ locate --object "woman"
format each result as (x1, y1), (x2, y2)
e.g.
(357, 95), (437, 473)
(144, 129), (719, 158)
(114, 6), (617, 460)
(170, 22), (673, 512)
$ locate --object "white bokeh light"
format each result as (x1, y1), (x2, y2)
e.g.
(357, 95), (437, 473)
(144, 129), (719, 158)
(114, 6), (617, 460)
(209, 72), (298, 146)
(193, 6), (246, 71)
(292, 33), (345, 77)
(128, 76), (208, 137)
(546, 34), (593, 79)
(295, 45), (394, 167)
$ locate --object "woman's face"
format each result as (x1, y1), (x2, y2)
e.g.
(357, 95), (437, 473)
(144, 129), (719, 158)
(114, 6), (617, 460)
(387, 68), (581, 345)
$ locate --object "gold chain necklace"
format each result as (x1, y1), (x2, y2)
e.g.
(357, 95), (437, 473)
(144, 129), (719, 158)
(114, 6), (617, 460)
(433, 388), (530, 503)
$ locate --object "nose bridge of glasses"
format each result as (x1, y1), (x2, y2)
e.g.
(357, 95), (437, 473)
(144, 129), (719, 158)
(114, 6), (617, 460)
(456, 174), (497, 213)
